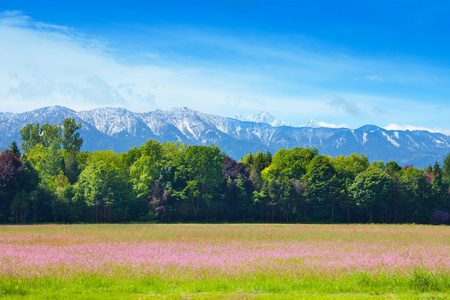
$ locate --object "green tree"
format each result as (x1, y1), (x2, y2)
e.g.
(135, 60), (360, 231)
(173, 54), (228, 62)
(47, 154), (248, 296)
(399, 166), (429, 223)
(279, 178), (297, 222)
(349, 166), (393, 223)
(20, 123), (43, 153)
(161, 141), (187, 161)
(62, 118), (83, 153)
(77, 151), (90, 171)
(128, 140), (164, 215)
(443, 152), (450, 180)
(332, 154), (369, 223)
(252, 188), (267, 221)
(265, 179), (281, 222)
(20, 119), (83, 154)
(123, 146), (141, 167)
(222, 156), (252, 221)
(20, 122), (62, 152)
(254, 151), (272, 171)
(19, 119), (83, 187)
(332, 153), (369, 181)
(240, 153), (254, 169)
(86, 150), (127, 176)
(235, 174), (251, 221)
(40, 140), (65, 185)
(9, 140), (21, 157)
(240, 151), (272, 172)
(262, 147), (318, 180)
(249, 167), (263, 191)
(10, 190), (29, 223)
(171, 145), (225, 220)
(75, 160), (132, 222)
(370, 160), (384, 170)
(431, 161), (448, 213)
(64, 152), (80, 184)
(385, 161), (402, 176)
(130, 155), (161, 201)
(304, 155), (341, 222)
(40, 123), (62, 147)
(50, 171), (72, 222)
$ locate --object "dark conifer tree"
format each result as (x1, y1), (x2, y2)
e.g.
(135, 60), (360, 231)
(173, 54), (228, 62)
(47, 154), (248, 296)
(9, 140), (21, 157)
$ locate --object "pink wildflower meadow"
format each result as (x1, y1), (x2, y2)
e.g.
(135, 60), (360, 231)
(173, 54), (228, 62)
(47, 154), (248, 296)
(1, 225), (449, 279)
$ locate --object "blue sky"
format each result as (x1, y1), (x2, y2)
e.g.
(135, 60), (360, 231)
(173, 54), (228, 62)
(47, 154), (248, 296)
(1, 1), (450, 131)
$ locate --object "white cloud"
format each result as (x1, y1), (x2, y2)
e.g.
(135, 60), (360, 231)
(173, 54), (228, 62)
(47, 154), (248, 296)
(371, 106), (386, 115)
(365, 75), (384, 82)
(140, 52), (164, 59)
(328, 95), (364, 116)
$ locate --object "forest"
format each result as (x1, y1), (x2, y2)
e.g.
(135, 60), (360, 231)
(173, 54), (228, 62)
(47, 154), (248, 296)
(1, 118), (450, 225)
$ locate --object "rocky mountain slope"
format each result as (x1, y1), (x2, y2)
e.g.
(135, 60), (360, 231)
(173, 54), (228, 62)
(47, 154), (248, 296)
(1, 105), (449, 167)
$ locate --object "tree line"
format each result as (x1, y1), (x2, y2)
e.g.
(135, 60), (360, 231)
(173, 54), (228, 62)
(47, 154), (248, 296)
(1, 119), (450, 224)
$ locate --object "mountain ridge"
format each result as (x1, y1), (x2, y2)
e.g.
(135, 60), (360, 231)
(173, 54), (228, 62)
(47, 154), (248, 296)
(233, 111), (291, 127)
(1, 105), (449, 167)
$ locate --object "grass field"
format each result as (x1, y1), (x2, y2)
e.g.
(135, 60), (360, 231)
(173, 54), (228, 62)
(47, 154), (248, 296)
(1, 224), (449, 299)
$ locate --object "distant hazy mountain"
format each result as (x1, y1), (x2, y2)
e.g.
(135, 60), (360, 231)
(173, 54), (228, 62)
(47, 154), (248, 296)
(1, 105), (450, 167)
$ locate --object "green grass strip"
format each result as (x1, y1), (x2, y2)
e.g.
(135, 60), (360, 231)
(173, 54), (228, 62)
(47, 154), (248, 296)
(1, 269), (450, 299)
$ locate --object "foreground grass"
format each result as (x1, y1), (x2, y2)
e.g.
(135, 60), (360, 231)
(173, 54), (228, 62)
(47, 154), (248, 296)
(2, 270), (450, 299)
(1, 224), (449, 299)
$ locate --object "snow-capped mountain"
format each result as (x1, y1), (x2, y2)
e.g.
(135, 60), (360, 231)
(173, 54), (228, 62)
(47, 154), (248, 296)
(384, 123), (450, 136)
(1, 106), (450, 167)
(233, 111), (291, 127)
(302, 118), (347, 129)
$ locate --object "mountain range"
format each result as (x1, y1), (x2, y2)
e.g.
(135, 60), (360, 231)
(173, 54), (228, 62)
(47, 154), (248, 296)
(1, 105), (449, 167)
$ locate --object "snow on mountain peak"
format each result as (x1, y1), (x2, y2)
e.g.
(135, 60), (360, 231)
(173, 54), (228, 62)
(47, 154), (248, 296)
(384, 124), (450, 136)
(304, 118), (320, 128)
(303, 118), (347, 129)
(233, 111), (290, 127)
(170, 106), (193, 113)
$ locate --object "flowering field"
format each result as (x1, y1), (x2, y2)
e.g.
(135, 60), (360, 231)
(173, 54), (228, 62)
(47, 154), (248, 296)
(1, 224), (450, 299)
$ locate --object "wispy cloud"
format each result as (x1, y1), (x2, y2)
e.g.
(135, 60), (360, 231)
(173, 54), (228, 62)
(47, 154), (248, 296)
(140, 52), (164, 59)
(328, 95), (364, 117)
(365, 75), (384, 82)
(371, 106), (386, 115)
